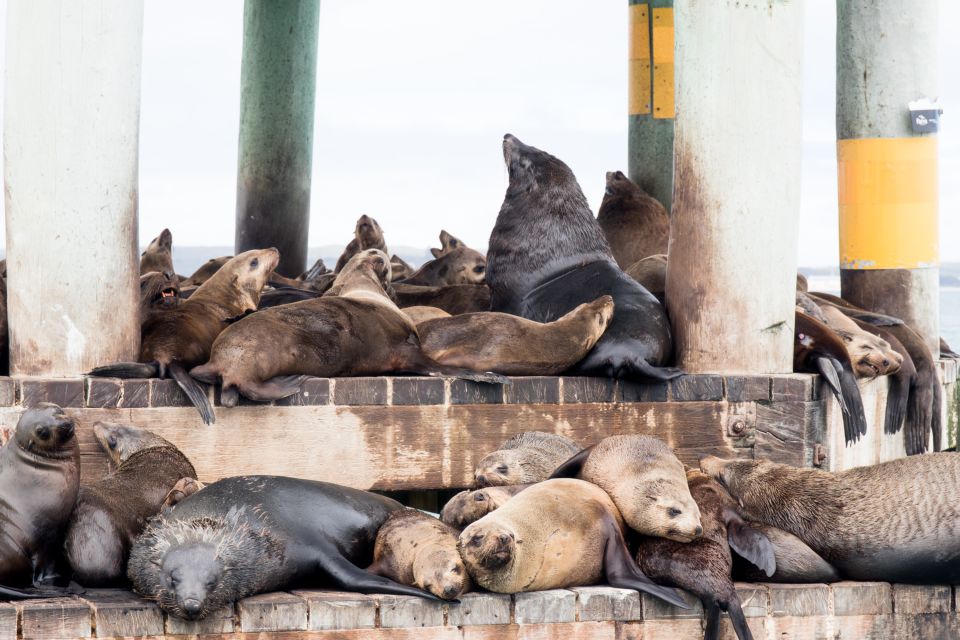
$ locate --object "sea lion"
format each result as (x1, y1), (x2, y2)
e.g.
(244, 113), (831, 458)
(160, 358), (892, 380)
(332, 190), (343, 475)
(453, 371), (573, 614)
(405, 306), (451, 324)
(190, 250), (505, 405)
(0, 404), (79, 591)
(368, 509), (470, 600)
(430, 230), (464, 258)
(849, 317), (916, 437)
(390, 255), (414, 281)
(400, 246), (487, 286)
(817, 304), (902, 378)
(440, 485), (531, 530)
(140, 229), (175, 277)
(64, 423), (197, 587)
(335, 214), (387, 273)
(635, 469), (775, 640)
(298, 258), (329, 281)
(128, 476), (437, 620)
(418, 296), (614, 375)
(732, 524), (840, 584)
(625, 254), (667, 304)
(458, 479), (687, 607)
(700, 454), (960, 583)
(597, 171), (669, 269)
(181, 256), (232, 287)
(90, 248), (280, 424)
(486, 134), (677, 380)
(551, 435), (702, 541)
(140, 271), (180, 320)
(394, 283), (491, 315)
(475, 432), (580, 487)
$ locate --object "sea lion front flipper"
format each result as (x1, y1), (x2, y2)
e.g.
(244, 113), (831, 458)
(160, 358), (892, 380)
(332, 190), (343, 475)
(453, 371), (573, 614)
(725, 597), (754, 640)
(601, 515), (690, 609)
(310, 538), (441, 601)
(724, 510), (776, 577)
(883, 369), (910, 434)
(168, 362), (215, 425)
(239, 375), (311, 402)
(837, 363), (868, 444)
(548, 445), (596, 479)
(162, 478), (204, 513)
(703, 601), (722, 640)
(814, 357), (847, 415)
(88, 361), (160, 379)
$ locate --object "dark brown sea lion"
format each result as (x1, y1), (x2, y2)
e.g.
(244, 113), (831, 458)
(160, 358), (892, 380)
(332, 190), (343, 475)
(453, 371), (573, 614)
(474, 432), (580, 487)
(701, 454), (960, 583)
(418, 296), (614, 375)
(335, 214), (387, 273)
(190, 250), (505, 405)
(64, 423), (197, 587)
(732, 524), (839, 584)
(486, 134), (677, 380)
(390, 254), (414, 281)
(625, 254), (667, 303)
(551, 435), (702, 541)
(181, 256), (232, 288)
(128, 476), (438, 620)
(0, 405), (79, 592)
(394, 283), (491, 315)
(368, 509), (470, 600)
(90, 248), (280, 424)
(140, 229), (175, 277)
(139, 271), (180, 320)
(635, 469), (775, 640)
(430, 230), (464, 258)
(458, 479), (687, 607)
(439, 485), (531, 530)
(597, 171), (669, 270)
(400, 246), (487, 286)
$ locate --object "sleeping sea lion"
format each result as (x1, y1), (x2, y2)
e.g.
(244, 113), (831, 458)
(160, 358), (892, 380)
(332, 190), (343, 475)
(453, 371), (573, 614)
(474, 432), (580, 487)
(335, 215), (387, 273)
(597, 171), (669, 269)
(440, 485), (532, 530)
(140, 229), (175, 277)
(458, 479), (687, 607)
(486, 134), (677, 380)
(817, 304), (902, 378)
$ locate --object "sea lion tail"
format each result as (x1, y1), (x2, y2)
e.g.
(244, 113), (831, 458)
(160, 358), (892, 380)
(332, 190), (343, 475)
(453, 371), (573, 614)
(169, 362), (215, 425)
(88, 362), (159, 379)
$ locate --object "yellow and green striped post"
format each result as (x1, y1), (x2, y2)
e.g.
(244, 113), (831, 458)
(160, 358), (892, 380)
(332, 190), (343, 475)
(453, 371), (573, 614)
(837, 0), (939, 353)
(627, 0), (674, 212)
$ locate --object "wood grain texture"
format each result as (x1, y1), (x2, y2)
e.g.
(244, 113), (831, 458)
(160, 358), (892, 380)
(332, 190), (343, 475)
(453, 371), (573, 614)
(83, 589), (164, 638)
(17, 597), (92, 640)
(238, 592), (309, 632)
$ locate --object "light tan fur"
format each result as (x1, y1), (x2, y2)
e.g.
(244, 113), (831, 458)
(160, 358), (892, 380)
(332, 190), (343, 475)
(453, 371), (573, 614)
(405, 306), (451, 324)
(474, 432), (580, 487)
(819, 305), (902, 378)
(440, 485), (531, 530)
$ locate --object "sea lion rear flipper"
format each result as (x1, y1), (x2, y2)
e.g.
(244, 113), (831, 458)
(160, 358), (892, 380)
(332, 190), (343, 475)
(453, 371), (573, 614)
(601, 516), (690, 609)
(241, 375), (310, 402)
(724, 510), (775, 578)
(623, 358), (684, 381)
(162, 478), (204, 513)
(88, 361), (159, 379)
(168, 362), (215, 425)
(703, 601), (722, 640)
(724, 598), (754, 640)
(814, 357), (847, 415)
(311, 538), (441, 601)
(548, 445), (596, 479)
(0, 583), (84, 600)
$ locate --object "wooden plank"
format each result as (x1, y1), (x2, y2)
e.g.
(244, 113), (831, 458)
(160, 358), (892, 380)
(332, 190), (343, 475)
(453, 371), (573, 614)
(0, 603), (17, 640)
(517, 621), (616, 640)
(17, 597), (91, 640)
(514, 590), (577, 624)
(293, 590), (377, 632)
(570, 587), (641, 622)
(237, 592), (308, 632)
(164, 604), (234, 635)
(376, 595), (446, 628)
(82, 589), (163, 638)
(832, 582), (892, 616)
(446, 593), (511, 627)
(892, 583), (951, 614)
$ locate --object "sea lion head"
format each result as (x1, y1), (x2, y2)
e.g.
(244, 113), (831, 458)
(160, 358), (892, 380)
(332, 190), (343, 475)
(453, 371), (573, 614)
(93, 421), (176, 465)
(326, 249), (394, 302)
(474, 450), (527, 487)
(160, 543), (223, 619)
(414, 543), (472, 600)
(629, 472), (704, 543)
(354, 215), (385, 249)
(442, 247), (487, 285)
(196, 248), (279, 312)
(440, 488), (501, 529)
(147, 228), (173, 253)
(140, 270), (180, 311)
(579, 295), (616, 341)
(699, 455), (758, 497)
(502, 133), (577, 197)
(838, 330), (903, 378)
(15, 403), (77, 457)
(603, 170), (635, 197)
(431, 230), (463, 258)
(140, 229), (175, 276)
(458, 520), (517, 574)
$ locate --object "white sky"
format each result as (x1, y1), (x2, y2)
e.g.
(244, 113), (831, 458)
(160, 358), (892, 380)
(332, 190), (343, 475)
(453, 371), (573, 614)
(0, 1), (957, 267)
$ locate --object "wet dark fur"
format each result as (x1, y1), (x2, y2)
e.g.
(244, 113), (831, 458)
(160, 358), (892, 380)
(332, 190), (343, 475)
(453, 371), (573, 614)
(394, 283), (491, 315)
(139, 271), (181, 321)
(597, 171), (669, 269)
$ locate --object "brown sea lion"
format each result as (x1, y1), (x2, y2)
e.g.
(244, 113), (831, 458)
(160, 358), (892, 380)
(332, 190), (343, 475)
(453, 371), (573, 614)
(419, 296), (614, 375)
(597, 170), (669, 269)
(430, 230), (464, 258)
(701, 454), (960, 583)
(551, 435), (702, 541)
(140, 271), (180, 320)
(440, 485), (531, 530)
(732, 524), (839, 584)
(635, 469), (776, 640)
(817, 304), (902, 378)
(394, 283), (491, 315)
(400, 247), (487, 286)
(90, 248), (280, 424)
(475, 432), (580, 487)
(405, 306), (451, 324)
(849, 317), (916, 437)
(368, 509), (470, 600)
(335, 215), (387, 273)
(64, 423), (197, 587)
(190, 250), (505, 405)
(458, 479), (687, 607)
(625, 254), (667, 303)
(0, 405), (80, 593)
(298, 258), (329, 282)
(390, 255), (414, 281)
(181, 256), (232, 287)
(140, 229), (175, 277)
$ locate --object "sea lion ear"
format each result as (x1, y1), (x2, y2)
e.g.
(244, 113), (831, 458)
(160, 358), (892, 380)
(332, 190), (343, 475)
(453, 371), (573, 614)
(548, 445), (595, 479)
(724, 509), (776, 577)
(431, 248), (442, 258)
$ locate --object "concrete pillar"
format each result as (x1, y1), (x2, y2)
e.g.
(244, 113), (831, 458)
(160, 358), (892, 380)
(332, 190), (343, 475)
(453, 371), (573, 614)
(665, 0), (804, 374)
(235, 0), (320, 277)
(836, 0), (939, 355)
(4, 0), (143, 376)
(627, 0), (674, 211)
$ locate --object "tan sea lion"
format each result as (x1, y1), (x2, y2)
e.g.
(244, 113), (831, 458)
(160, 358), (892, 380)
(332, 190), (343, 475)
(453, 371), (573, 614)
(458, 479), (687, 607)
(404, 305), (451, 324)
(394, 283), (491, 315)
(335, 215), (387, 273)
(140, 229), (175, 276)
(701, 454), (960, 583)
(551, 434), (702, 541)
(90, 248), (280, 424)
(597, 170), (670, 269)
(390, 255), (414, 281)
(368, 509), (470, 600)
(418, 296), (614, 375)
(181, 256), (232, 287)
(440, 485), (532, 530)
(430, 230), (464, 258)
(64, 423), (197, 586)
(625, 253), (667, 303)
(475, 432), (580, 487)
(817, 304), (902, 378)
(400, 246), (487, 286)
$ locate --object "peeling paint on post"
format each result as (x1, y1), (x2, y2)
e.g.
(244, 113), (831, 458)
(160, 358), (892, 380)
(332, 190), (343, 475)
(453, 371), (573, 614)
(235, 0), (320, 277)
(665, 0), (803, 374)
(3, 0), (143, 376)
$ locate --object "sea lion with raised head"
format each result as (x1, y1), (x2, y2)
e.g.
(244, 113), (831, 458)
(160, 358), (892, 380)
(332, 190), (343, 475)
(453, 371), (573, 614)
(486, 134), (677, 380)
(440, 485), (532, 530)
(128, 476), (438, 620)
(400, 246), (487, 287)
(701, 454), (960, 583)
(551, 434), (702, 541)
(597, 171), (669, 269)
(418, 295), (614, 375)
(64, 423), (197, 587)
(140, 229), (175, 277)
(335, 215), (387, 273)
(458, 479), (688, 607)
(390, 255), (414, 281)
(474, 432), (580, 487)
(430, 230), (464, 258)
(368, 509), (470, 600)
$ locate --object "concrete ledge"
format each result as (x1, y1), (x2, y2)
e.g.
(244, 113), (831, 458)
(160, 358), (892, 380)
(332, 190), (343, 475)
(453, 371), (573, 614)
(4, 582), (958, 639)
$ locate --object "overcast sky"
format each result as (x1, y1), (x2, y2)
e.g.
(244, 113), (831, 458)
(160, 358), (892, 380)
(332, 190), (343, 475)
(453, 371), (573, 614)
(1, 1), (957, 267)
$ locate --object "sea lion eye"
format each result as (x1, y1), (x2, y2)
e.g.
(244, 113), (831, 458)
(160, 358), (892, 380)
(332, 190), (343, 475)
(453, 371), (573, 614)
(496, 465), (509, 474)
(469, 534), (484, 546)
(473, 265), (485, 274)
(474, 492), (487, 502)
(36, 426), (50, 440)
(250, 258), (259, 269)
(107, 435), (118, 449)
(668, 508), (682, 518)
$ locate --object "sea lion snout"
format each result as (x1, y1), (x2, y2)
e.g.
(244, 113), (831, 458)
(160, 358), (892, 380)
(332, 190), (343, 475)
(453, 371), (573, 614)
(459, 525), (516, 571)
(699, 455), (729, 481)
